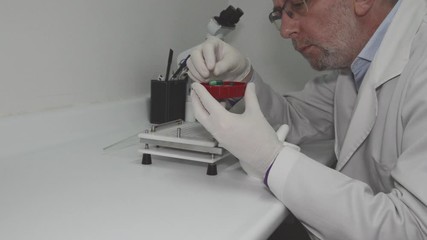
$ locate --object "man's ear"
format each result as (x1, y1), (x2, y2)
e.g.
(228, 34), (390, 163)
(353, 0), (375, 16)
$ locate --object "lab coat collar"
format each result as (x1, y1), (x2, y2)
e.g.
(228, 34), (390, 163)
(336, 0), (427, 170)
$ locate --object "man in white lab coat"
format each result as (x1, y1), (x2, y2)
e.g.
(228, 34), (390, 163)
(188, 0), (427, 239)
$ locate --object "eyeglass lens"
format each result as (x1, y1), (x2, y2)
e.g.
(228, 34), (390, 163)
(269, 0), (309, 31)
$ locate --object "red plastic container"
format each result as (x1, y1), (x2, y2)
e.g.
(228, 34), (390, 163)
(201, 81), (247, 100)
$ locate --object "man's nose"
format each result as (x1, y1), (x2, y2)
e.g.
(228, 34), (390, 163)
(280, 15), (299, 39)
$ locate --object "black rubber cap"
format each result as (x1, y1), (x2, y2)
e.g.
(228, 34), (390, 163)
(142, 154), (152, 165)
(207, 163), (217, 176)
(214, 5), (244, 28)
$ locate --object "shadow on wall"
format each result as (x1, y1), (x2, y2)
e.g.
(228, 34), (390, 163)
(0, 0), (229, 117)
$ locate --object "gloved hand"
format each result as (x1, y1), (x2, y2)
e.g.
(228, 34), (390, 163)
(276, 124), (300, 151)
(187, 36), (252, 82)
(240, 124), (300, 179)
(191, 82), (283, 179)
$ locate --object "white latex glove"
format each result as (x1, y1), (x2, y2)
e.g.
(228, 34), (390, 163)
(187, 36), (252, 82)
(240, 124), (300, 179)
(191, 82), (283, 179)
(276, 124), (301, 151)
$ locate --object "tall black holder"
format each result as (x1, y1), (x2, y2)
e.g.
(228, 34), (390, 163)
(149, 78), (188, 124)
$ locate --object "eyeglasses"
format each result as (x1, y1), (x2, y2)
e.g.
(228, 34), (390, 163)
(269, 0), (309, 31)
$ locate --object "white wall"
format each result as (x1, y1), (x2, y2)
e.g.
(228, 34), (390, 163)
(227, 0), (319, 94)
(0, 0), (227, 117)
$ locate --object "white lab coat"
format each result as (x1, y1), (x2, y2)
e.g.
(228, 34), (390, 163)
(252, 0), (427, 239)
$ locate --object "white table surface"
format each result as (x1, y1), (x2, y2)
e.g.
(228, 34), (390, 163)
(0, 98), (288, 240)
